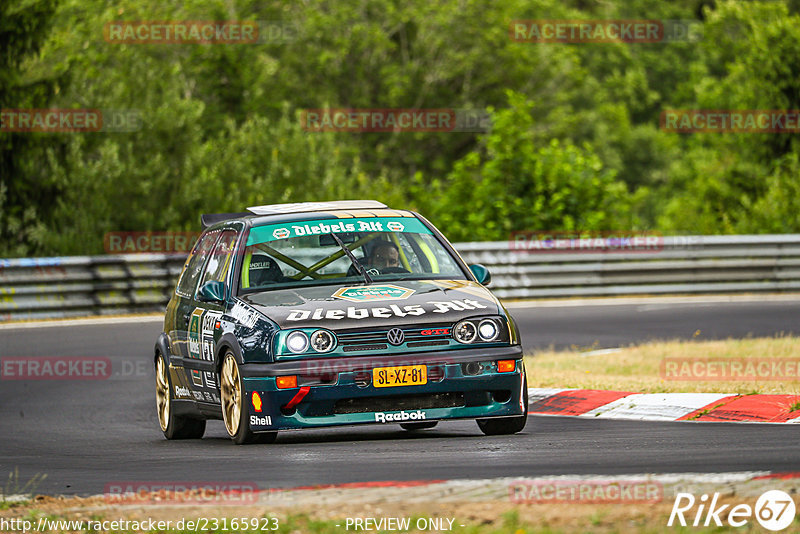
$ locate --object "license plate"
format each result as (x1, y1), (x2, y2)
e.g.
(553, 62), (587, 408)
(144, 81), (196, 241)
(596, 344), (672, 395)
(373, 365), (427, 388)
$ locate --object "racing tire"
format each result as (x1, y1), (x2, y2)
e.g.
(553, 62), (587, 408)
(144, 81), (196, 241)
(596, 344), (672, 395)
(476, 373), (528, 436)
(155, 353), (206, 439)
(400, 421), (438, 431)
(220, 351), (278, 445)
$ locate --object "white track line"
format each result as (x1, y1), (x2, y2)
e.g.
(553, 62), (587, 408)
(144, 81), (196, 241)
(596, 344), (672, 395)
(0, 315), (163, 330)
(504, 293), (800, 308)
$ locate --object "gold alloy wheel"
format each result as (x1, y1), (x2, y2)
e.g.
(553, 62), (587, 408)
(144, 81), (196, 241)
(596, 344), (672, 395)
(155, 356), (170, 432)
(221, 354), (242, 436)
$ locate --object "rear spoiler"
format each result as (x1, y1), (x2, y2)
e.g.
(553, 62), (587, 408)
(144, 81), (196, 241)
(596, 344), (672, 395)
(201, 212), (249, 229)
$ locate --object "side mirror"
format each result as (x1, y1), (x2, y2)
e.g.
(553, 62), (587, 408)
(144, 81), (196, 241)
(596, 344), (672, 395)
(197, 280), (225, 303)
(468, 264), (491, 286)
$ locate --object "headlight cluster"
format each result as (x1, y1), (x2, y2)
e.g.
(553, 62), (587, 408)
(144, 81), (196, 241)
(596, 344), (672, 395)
(310, 330), (336, 352)
(453, 318), (502, 344)
(284, 329), (337, 354)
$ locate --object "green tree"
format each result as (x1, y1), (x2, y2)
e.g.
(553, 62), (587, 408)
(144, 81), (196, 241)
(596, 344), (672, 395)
(0, 0), (61, 257)
(413, 92), (631, 241)
(659, 0), (800, 233)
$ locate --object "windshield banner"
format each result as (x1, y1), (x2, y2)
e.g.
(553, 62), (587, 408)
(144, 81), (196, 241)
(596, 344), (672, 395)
(246, 217), (431, 245)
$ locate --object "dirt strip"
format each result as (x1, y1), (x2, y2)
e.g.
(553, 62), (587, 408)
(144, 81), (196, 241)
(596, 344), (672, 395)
(2, 473), (799, 533)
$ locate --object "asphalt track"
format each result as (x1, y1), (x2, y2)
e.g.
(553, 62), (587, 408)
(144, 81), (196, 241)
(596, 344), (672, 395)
(1, 298), (798, 496)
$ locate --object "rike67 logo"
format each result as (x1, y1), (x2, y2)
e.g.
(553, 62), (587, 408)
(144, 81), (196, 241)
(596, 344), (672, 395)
(669, 490), (796, 531)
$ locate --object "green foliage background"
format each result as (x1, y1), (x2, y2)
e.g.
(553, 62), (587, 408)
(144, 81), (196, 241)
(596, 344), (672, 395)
(2, 0), (800, 256)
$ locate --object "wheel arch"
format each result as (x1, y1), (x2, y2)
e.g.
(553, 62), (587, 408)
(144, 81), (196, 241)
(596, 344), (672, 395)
(215, 333), (244, 373)
(155, 332), (171, 365)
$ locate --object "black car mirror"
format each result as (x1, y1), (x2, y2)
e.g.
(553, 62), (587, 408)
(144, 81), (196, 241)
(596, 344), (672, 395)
(197, 280), (225, 303)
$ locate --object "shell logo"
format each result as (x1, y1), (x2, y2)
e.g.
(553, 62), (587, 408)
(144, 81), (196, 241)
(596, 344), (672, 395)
(252, 391), (263, 412)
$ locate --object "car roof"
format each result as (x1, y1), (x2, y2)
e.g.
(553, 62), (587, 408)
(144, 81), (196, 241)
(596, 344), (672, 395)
(247, 200), (387, 215)
(201, 200), (417, 230)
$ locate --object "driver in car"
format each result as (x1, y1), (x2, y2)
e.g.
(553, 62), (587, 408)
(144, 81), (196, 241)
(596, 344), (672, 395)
(368, 240), (400, 269)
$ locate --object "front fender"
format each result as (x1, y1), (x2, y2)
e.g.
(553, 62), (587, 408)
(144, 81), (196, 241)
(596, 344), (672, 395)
(154, 332), (171, 364)
(215, 332), (246, 370)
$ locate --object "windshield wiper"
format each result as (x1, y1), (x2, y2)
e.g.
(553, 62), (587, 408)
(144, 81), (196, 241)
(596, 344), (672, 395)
(329, 233), (373, 285)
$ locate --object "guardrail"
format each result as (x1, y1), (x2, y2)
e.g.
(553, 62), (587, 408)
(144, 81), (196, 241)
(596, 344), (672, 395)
(0, 255), (186, 321)
(2, 235), (800, 321)
(456, 234), (800, 299)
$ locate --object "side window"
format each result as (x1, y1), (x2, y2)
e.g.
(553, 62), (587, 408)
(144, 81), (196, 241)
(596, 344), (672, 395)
(198, 230), (238, 290)
(175, 230), (219, 297)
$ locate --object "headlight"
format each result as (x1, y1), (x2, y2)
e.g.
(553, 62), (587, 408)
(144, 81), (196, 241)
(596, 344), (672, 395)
(454, 320), (477, 343)
(310, 330), (336, 352)
(286, 331), (310, 353)
(478, 319), (499, 341)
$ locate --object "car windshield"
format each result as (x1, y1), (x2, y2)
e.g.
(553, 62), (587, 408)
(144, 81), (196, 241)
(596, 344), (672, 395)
(239, 216), (466, 292)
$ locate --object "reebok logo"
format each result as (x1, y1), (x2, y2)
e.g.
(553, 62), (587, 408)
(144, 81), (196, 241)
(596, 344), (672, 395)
(374, 410), (426, 423)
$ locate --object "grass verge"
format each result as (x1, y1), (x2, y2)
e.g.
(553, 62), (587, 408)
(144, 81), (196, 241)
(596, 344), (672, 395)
(523, 336), (800, 394)
(3, 503), (791, 534)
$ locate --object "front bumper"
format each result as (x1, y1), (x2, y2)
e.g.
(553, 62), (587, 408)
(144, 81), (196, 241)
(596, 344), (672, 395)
(240, 346), (525, 431)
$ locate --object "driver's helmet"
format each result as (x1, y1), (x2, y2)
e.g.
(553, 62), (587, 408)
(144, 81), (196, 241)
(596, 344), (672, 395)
(368, 240), (400, 268)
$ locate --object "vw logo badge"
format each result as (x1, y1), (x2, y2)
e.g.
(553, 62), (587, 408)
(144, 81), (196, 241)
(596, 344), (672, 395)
(387, 328), (405, 346)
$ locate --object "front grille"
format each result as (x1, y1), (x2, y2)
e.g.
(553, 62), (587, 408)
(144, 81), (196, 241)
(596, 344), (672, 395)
(336, 324), (452, 350)
(334, 392), (465, 414)
(342, 344), (387, 352)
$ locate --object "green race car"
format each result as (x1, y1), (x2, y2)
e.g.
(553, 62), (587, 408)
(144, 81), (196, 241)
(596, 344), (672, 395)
(154, 200), (527, 444)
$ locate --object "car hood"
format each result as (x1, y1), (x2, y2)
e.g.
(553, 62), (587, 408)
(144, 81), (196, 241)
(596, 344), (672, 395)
(239, 279), (501, 330)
